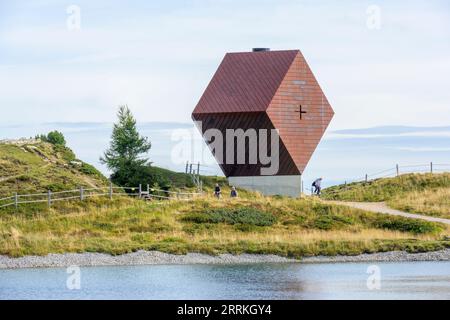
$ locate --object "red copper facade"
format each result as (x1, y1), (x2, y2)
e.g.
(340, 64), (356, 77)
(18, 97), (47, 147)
(192, 49), (334, 177)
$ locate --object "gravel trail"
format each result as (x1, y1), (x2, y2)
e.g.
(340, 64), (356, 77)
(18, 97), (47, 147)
(327, 201), (450, 225)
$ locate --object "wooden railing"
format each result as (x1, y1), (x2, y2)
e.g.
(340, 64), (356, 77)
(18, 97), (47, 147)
(0, 183), (203, 209)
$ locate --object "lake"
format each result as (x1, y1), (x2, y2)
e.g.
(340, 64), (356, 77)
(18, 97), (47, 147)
(0, 261), (449, 300)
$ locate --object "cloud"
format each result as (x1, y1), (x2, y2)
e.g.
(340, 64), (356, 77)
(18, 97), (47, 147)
(0, 0), (449, 128)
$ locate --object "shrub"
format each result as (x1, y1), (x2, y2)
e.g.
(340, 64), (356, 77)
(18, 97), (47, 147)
(79, 162), (103, 177)
(55, 145), (76, 162)
(38, 131), (66, 146)
(370, 216), (443, 234)
(311, 214), (354, 230)
(181, 207), (276, 226)
(111, 165), (171, 193)
(45, 182), (68, 192)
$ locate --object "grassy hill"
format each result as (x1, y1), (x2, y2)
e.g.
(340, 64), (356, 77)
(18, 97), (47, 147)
(0, 141), (448, 258)
(322, 173), (450, 219)
(0, 191), (448, 258)
(145, 165), (227, 191)
(0, 139), (227, 198)
(0, 140), (109, 196)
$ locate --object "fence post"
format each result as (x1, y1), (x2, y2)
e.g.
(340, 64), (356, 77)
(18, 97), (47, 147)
(365, 174), (368, 183)
(47, 190), (52, 207)
(430, 162), (433, 174)
(109, 181), (113, 200)
(147, 184), (150, 193)
(396, 164), (399, 177)
(189, 164), (193, 174)
(80, 186), (84, 201)
(139, 184), (142, 198)
(14, 193), (18, 209)
(185, 162), (189, 174)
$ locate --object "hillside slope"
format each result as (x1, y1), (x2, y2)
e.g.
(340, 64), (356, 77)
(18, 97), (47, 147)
(0, 195), (447, 257)
(322, 173), (450, 219)
(144, 165), (227, 191)
(0, 140), (108, 196)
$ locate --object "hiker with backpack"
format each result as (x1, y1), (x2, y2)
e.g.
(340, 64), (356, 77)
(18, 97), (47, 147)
(312, 178), (323, 196)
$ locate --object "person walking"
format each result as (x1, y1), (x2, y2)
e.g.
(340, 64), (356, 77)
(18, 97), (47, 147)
(230, 186), (238, 198)
(214, 183), (222, 199)
(312, 178), (323, 196)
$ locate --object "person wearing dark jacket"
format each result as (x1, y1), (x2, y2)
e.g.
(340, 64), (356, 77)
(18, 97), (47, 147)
(214, 183), (221, 199)
(312, 178), (323, 195)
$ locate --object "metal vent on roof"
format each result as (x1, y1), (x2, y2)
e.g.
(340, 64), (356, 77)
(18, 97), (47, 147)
(252, 48), (270, 52)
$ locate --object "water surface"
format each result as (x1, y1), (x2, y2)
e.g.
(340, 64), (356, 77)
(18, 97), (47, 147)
(1, 261), (449, 300)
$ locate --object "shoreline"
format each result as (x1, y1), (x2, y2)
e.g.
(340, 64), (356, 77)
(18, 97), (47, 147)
(1, 249), (449, 269)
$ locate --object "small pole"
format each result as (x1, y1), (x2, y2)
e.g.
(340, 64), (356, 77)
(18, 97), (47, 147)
(345, 181), (347, 190)
(109, 181), (113, 200)
(80, 186), (84, 201)
(197, 162), (200, 178)
(14, 193), (18, 209)
(139, 184), (142, 198)
(48, 190), (52, 207)
(185, 162), (189, 174)
(147, 184), (150, 193)
(430, 162), (433, 174)
(396, 164), (399, 177)
(301, 180), (304, 195)
(365, 174), (368, 183)
(189, 164), (193, 174)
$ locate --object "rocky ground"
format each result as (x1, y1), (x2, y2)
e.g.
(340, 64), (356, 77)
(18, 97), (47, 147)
(301, 249), (450, 263)
(1, 249), (449, 269)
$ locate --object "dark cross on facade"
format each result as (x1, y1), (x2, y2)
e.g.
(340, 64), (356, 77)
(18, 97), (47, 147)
(295, 105), (307, 120)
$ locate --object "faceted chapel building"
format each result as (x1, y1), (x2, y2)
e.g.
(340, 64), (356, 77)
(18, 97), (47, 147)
(192, 49), (334, 197)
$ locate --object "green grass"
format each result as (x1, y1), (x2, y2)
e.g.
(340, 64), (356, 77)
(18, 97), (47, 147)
(0, 140), (226, 200)
(0, 195), (447, 258)
(1, 141), (448, 258)
(322, 173), (450, 202)
(144, 165), (227, 190)
(321, 173), (450, 219)
(0, 142), (109, 196)
(388, 188), (450, 219)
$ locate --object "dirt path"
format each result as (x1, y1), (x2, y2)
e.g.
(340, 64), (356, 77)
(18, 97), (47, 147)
(327, 201), (450, 225)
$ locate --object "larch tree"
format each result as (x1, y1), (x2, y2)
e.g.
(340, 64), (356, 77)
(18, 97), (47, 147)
(100, 105), (151, 184)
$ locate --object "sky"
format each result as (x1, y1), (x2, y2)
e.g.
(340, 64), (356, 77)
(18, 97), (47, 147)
(0, 0), (449, 130)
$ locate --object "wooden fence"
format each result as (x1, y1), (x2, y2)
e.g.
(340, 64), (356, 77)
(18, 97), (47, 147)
(303, 162), (450, 195)
(0, 183), (203, 209)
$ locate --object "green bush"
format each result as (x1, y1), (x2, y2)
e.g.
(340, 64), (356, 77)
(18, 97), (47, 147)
(181, 207), (276, 226)
(45, 182), (68, 192)
(79, 162), (103, 177)
(37, 131), (66, 146)
(55, 145), (76, 162)
(111, 165), (172, 193)
(311, 214), (354, 230)
(370, 216), (443, 234)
